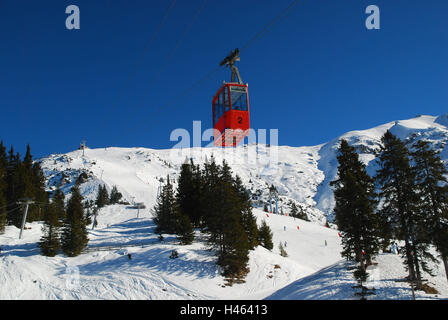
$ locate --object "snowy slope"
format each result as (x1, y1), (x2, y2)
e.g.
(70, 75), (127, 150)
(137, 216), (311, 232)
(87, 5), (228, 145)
(2, 113), (448, 300)
(39, 144), (328, 223)
(0, 206), (342, 300)
(2, 205), (446, 300)
(266, 253), (448, 300)
(38, 114), (448, 221)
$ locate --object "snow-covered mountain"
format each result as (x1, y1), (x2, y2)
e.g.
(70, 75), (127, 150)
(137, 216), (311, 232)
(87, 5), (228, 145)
(2, 113), (448, 300)
(38, 113), (448, 223)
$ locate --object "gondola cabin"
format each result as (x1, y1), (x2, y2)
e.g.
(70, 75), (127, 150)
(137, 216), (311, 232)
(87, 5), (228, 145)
(213, 48), (250, 147)
(213, 83), (250, 147)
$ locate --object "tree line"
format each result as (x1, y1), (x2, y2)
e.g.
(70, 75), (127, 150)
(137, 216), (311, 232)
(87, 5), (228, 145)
(0, 142), (48, 231)
(332, 130), (448, 297)
(152, 156), (273, 282)
(0, 140), (89, 257)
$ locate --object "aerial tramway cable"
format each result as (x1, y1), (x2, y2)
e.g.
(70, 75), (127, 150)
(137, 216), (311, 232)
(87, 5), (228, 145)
(135, 0), (209, 110)
(108, 0), (178, 115)
(138, 0), (301, 129)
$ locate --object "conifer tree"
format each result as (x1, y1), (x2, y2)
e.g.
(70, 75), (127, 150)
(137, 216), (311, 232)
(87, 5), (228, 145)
(39, 201), (61, 257)
(152, 176), (178, 235)
(233, 176), (259, 250)
(201, 156), (223, 233)
(289, 201), (299, 217)
(52, 186), (66, 221)
(411, 140), (448, 283)
(175, 212), (195, 245)
(258, 220), (274, 251)
(176, 160), (201, 227)
(200, 160), (251, 279)
(61, 185), (89, 257)
(6, 147), (23, 226)
(0, 144), (7, 233)
(214, 180), (249, 279)
(30, 161), (48, 221)
(0, 186), (6, 234)
(375, 131), (422, 287)
(95, 185), (109, 208)
(331, 139), (379, 273)
(109, 185), (123, 204)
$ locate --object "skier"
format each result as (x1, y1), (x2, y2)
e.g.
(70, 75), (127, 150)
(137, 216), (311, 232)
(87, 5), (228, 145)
(324, 240), (327, 247)
(283, 226), (286, 231)
(284, 241), (287, 248)
(127, 253), (132, 260)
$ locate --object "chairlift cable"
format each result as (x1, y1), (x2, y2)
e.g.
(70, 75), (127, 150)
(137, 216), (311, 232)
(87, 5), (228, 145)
(0, 203), (18, 210)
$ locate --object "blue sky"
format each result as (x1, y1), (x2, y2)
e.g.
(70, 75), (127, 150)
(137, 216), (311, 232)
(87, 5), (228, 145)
(0, 0), (447, 158)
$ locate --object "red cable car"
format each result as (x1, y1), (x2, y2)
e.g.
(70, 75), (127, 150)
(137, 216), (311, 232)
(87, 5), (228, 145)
(213, 49), (250, 147)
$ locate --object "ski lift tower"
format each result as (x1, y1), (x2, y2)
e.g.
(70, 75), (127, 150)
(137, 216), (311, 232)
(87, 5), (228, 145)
(17, 198), (34, 239)
(268, 185), (279, 214)
(80, 140), (87, 157)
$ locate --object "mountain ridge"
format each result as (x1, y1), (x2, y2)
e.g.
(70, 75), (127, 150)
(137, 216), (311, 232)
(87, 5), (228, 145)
(38, 113), (448, 223)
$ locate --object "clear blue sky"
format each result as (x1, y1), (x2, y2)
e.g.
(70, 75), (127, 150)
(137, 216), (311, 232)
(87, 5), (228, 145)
(1, 0), (447, 158)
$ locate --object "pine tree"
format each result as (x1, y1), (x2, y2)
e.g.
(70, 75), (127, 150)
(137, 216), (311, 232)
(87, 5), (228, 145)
(202, 160), (250, 279)
(331, 139), (379, 273)
(175, 212), (195, 245)
(39, 201), (61, 257)
(95, 185), (109, 208)
(233, 175), (259, 250)
(176, 160), (202, 227)
(258, 220), (274, 250)
(52, 186), (66, 221)
(375, 131), (422, 287)
(19, 145), (37, 221)
(0, 145), (7, 233)
(215, 183), (249, 279)
(152, 176), (178, 235)
(411, 140), (448, 283)
(30, 161), (48, 221)
(289, 201), (299, 217)
(0, 189), (6, 234)
(353, 266), (374, 300)
(109, 185), (123, 204)
(6, 147), (23, 227)
(61, 185), (89, 257)
(201, 155), (223, 233)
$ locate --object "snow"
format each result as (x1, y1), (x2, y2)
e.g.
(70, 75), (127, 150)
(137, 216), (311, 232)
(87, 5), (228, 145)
(2, 205), (446, 300)
(0, 206), (343, 300)
(267, 254), (448, 300)
(2, 113), (448, 300)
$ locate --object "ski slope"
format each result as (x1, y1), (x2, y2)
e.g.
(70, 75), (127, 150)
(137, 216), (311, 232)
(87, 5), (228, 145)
(0, 206), (342, 300)
(2, 113), (448, 299)
(2, 205), (446, 300)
